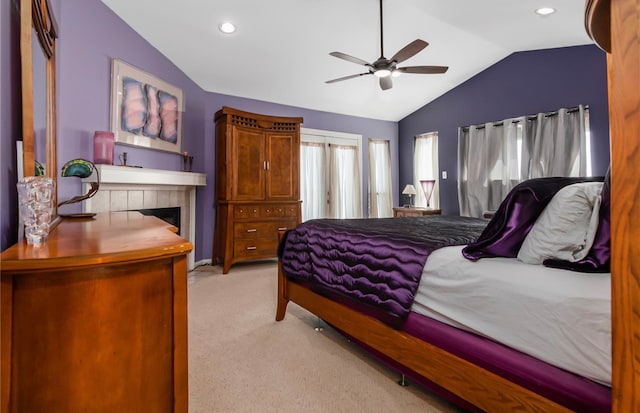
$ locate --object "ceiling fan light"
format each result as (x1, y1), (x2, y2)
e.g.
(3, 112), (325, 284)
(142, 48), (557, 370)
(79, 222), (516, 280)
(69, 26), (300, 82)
(391, 70), (401, 78)
(535, 7), (555, 16)
(374, 69), (391, 78)
(219, 22), (236, 34)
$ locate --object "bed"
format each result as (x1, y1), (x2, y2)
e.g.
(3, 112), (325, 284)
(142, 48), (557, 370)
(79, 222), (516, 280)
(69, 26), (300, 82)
(277, 176), (611, 412)
(276, 2), (639, 410)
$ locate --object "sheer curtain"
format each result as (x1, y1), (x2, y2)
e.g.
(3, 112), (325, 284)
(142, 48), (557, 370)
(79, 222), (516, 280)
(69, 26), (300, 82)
(458, 105), (588, 217)
(413, 133), (439, 208)
(300, 142), (326, 221)
(368, 140), (393, 217)
(329, 144), (362, 218)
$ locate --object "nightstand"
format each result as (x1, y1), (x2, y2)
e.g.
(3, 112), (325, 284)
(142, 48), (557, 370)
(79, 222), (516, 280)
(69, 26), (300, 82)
(393, 207), (442, 217)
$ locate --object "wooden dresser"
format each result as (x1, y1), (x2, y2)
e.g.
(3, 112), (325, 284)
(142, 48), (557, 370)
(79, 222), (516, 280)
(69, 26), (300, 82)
(213, 106), (303, 273)
(0, 212), (191, 413)
(393, 207), (442, 217)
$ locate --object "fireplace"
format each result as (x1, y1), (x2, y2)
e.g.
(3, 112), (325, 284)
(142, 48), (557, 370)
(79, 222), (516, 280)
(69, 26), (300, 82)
(137, 207), (181, 235)
(82, 165), (206, 270)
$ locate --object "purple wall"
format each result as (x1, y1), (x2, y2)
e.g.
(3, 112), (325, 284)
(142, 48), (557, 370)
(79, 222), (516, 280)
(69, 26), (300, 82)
(57, 0), (208, 206)
(3, 0), (605, 259)
(399, 45), (609, 215)
(1, 0), (397, 259)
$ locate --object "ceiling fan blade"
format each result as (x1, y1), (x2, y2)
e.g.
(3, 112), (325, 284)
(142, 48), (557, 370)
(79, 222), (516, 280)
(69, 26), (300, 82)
(396, 65), (449, 74)
(329, 52), (371, 67)
(379, 76), (392, 90)
(326, 72), (372, 84)
(390, 39), (428, 64)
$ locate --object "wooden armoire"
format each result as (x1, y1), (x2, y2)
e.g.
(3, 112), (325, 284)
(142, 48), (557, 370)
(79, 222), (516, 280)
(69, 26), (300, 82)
(213, 106), (303, 273)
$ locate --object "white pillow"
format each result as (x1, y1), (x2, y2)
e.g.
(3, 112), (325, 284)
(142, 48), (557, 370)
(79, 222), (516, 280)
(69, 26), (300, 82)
(517, 182), (603, 265)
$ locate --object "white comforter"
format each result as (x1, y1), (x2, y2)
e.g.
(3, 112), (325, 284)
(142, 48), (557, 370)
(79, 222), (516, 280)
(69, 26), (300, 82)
(410, 245), (611, 386)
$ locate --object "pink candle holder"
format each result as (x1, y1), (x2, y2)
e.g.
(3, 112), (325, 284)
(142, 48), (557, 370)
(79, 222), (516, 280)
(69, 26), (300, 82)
(182, 152), (189, 172)
(93, 131), (114, 165)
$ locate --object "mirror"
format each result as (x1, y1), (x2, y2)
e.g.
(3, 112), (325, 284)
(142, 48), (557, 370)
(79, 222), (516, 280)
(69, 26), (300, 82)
(20, 0), (58, 210)
(32, 26), (47, 171)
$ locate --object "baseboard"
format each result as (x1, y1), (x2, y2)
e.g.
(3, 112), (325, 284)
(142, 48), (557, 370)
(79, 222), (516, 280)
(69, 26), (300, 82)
(193, 258), (212, 269)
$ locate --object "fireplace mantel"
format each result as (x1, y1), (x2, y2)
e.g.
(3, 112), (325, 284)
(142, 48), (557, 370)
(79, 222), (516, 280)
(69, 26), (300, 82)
(83, 165), (207, 270)
(96, 165), (206, 186)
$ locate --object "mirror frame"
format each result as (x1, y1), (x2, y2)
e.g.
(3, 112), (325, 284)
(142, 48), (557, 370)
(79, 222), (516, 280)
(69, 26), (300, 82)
(20, 0), (58, 210)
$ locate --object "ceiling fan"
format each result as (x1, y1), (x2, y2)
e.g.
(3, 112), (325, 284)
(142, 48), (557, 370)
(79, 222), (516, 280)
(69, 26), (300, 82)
(326, 0), (449, 91)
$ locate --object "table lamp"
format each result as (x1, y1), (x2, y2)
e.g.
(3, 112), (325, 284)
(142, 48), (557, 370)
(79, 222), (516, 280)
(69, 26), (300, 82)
(402, 184), (417, 207)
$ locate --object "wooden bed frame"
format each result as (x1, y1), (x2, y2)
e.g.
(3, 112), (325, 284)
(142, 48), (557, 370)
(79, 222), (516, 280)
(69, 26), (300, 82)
(276, 1), (640, 411)
(277, 263), (575, 412)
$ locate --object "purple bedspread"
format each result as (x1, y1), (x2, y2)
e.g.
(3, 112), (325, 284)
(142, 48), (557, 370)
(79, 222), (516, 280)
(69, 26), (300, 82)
(279, 216), (487, 328)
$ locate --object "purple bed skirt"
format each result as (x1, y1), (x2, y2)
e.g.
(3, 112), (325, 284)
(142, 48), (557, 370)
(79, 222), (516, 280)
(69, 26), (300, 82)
(333, 309), (611, 412)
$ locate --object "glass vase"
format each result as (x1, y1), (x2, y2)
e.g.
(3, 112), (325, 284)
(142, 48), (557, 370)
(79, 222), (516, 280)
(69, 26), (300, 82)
(17, 176), (55, 246)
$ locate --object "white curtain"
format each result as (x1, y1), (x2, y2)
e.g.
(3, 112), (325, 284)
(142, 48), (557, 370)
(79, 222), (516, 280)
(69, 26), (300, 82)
(413, 133), (440, 208)
(458, 105), (588, 217)
(527, 106), (587, 178)
(300, 142), (326, 221)
(458, 118), (524, 217)
(329, 144), (362, 218)
(368, 140), (393, 217)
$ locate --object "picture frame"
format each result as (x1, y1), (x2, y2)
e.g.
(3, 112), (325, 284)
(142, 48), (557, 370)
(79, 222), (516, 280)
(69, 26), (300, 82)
(110, 58), (184, 154)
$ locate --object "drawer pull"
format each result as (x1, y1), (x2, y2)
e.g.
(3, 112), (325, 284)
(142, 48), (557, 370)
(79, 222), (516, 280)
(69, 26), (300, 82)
(246, 246), (257, 250)
(277, 227), (288, 231)
(246, 229), (257, 233)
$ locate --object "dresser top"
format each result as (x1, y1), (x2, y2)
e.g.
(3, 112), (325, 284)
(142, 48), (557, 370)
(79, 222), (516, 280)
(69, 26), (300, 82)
(1, 212), (192, 272)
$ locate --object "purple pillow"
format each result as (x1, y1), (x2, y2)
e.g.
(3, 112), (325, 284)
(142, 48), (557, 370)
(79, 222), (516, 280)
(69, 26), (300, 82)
(544, 168), (611, 273)
(462, 176), (604, 261)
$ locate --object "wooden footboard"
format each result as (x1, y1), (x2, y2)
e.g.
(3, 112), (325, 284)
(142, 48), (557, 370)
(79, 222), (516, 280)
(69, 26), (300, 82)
(276, 262), (571, 413)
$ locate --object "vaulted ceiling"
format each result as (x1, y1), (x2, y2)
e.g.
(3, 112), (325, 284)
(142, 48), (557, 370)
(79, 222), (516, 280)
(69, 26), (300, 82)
(101, 0), (592, 122)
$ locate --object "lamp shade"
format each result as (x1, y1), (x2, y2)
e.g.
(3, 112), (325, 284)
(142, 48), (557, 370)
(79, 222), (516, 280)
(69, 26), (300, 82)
(420, 179), (436, 208)
(402, 184), (417, 195)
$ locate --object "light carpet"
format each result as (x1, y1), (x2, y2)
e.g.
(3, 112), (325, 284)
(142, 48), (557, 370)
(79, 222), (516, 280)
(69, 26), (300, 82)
(188, 260), (465, 413)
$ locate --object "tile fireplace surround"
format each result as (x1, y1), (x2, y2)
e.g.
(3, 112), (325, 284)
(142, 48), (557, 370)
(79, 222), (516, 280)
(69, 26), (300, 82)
(83, 165), (207, 270)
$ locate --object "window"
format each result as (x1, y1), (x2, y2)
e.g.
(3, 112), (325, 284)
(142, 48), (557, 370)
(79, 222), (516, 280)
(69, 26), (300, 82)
(300, 128), (363, 221)
(413, 132), (439, 209)
(458, 105), (591, 217)
(300, 141), (326, 221)
(329, 144), (361, 219)
(368, 140), (393, 217)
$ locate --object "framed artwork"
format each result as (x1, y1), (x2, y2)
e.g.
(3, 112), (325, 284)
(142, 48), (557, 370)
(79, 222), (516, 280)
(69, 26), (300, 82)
(110, 59), (184, 154)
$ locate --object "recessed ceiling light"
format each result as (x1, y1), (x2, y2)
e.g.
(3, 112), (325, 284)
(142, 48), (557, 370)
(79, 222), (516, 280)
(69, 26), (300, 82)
(535, 7), (556, 16)
(219, 22), (236, 34)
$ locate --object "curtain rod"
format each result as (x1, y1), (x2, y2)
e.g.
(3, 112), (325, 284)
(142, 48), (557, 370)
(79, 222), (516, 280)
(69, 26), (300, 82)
(461, 104), (589, 132)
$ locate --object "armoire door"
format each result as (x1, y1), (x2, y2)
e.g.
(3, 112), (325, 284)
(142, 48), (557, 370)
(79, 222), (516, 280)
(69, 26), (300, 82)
(232, 126), (266, 200)
(265, 132), (299, 200)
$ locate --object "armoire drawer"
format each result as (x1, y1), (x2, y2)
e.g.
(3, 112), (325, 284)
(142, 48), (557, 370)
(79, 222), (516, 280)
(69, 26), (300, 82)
(234, 205), (261, 219)
(233, 238), (278, 259)
(262, 205), (286, 217)
(234, 221), (297, 240)
(261, 204), (299, 218)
